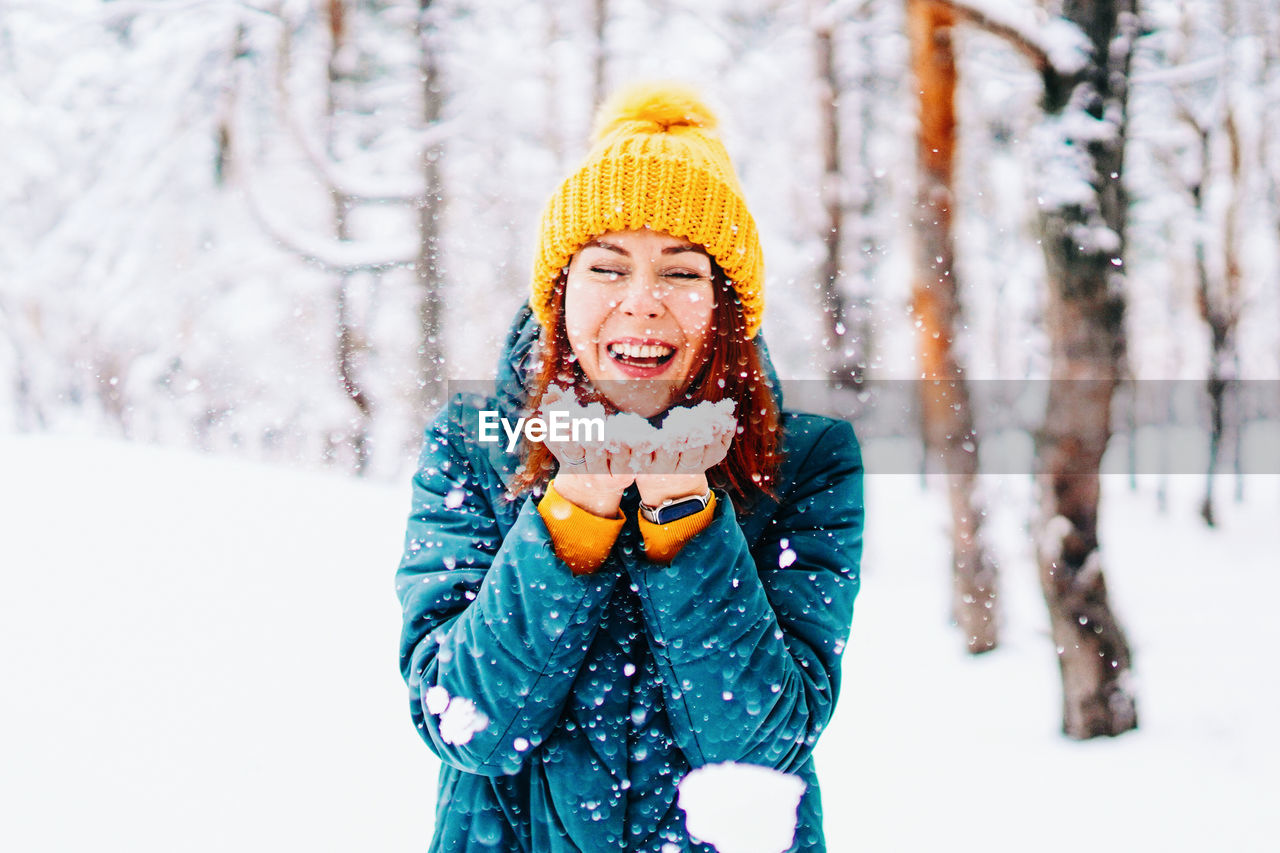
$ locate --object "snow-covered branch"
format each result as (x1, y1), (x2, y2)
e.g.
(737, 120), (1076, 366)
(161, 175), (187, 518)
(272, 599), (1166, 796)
(249, 4), (440, 206)
(12, 0), (286, 28)
(272, 89), (446, 204)
(1131, 54), (1225, 88)
(928, 0), (1090, 81)
(810, 0), (872, 32)
(228, 74), (418, 275)
(236, 166), (419, 274)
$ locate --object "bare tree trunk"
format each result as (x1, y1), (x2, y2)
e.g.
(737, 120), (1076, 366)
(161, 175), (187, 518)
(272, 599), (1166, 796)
(1220, 100), (1244, 501)
(1267, 7), (1280, 387)
(906, 0), (997, 654)
(1032, 0), (1138, 739)
(590, 0), (608, 111)
(95, 352), (130, 437)
(812, 13), (858, 385)
(1182, 112), (1218, 524)
(1169, 0), (1247, 525)
(542, 1), (565, 172)
(416, 0), (447, 415)
(1196, 105), (1243, 526)
(0, 297), (48, 432)
(326, 0), (374, 474)
(847, 1), (880, 377)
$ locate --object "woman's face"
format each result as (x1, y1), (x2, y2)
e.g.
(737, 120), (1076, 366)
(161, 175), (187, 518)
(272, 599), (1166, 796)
(564, 228), (716, 417)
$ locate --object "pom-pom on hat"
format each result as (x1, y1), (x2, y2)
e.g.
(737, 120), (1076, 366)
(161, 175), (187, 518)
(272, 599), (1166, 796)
(530, 81), (765, 339)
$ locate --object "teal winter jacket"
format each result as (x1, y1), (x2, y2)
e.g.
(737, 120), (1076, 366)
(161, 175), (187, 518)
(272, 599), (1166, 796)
(397, 306), (864, 852)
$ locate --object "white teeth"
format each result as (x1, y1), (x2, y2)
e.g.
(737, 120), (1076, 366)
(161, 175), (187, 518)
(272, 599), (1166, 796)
(610, 342), (674, 360)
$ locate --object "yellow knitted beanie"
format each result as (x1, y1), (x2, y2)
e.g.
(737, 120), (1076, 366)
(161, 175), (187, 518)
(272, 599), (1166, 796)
(530, 82), (765, 338)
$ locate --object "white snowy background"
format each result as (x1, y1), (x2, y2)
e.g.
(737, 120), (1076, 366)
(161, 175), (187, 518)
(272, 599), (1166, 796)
(2, 436), (1275, 851)
(3, 0), (1279, 850)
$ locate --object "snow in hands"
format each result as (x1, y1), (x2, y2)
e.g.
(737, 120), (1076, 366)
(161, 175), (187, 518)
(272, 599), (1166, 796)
(541, 384), (738, 453)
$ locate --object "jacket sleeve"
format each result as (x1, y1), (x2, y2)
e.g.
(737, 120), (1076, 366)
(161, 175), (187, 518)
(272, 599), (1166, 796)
(626, 418), (863, 771)
(396, 407), (621, 776)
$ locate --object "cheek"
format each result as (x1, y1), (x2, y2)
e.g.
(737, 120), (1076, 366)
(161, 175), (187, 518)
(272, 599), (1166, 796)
(563, 282), (606, 355)
(674, 290), (715, 348)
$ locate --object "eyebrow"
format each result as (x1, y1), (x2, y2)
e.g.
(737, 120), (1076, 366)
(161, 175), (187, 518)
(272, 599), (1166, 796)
(585, 240), (705, 257)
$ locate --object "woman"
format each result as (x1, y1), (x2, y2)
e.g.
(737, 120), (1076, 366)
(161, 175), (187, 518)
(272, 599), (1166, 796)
(397, 83), (863, 852)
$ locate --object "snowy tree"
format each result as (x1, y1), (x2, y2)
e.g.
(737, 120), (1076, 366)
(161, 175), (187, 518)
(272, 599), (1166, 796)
(1125, 0), (1264, 522)
(1023, 0), (1140, 738)
(905, 0), (999, 654)
(810, 0), (859, 384)
(928, 0), (1139, 737)
(800, 0), (895, 384)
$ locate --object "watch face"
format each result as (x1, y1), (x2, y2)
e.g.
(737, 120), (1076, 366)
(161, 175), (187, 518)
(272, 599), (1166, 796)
(650, 493), (709, 524)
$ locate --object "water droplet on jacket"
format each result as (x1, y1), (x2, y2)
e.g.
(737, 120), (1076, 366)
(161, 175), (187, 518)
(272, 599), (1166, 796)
(471, 810), (503, 845)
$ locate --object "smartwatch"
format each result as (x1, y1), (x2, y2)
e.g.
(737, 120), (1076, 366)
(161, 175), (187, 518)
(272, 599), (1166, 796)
(639, 490), (713, 525)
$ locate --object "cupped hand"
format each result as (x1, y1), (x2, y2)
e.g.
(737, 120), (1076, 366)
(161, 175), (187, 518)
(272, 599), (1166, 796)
(546, 435), (635, 518)
(632, 426), (734, 506)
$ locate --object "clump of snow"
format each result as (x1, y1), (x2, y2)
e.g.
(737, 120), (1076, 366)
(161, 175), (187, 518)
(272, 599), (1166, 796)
(438, 697), (488, 746)
(423, 684), (489, 746)
(540, 384), (738, 460)
(1037, 514), (1075, 566)
(1039, 18), (1092, 75)
(605, 411), (660, 453)
(1031, 114), (1103, 212)
(659, 398), (737, 450)
(957, 0), (1090, 76)
(541, 384), (608, 425)
(677, 762), (806, 853)
(424, 685), (450, 716)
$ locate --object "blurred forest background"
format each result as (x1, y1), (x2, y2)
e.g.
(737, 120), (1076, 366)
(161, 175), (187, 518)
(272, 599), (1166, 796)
(6, 0), (1278, 469)
(3, 0), (1279, 739)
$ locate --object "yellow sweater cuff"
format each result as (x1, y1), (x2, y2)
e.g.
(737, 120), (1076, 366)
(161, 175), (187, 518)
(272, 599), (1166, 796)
(638, 492), (718, 564)
(538, 480), (625, 575)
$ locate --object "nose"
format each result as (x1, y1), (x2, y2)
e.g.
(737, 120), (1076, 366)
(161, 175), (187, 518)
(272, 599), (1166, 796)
(616, 267), (665, 318)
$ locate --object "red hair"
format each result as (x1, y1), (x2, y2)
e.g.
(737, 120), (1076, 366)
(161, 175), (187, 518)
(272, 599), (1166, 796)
(511, 263), (782, 507)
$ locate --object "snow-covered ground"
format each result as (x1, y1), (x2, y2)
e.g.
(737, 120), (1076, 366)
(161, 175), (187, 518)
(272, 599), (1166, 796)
(2, 433), (1275, 851)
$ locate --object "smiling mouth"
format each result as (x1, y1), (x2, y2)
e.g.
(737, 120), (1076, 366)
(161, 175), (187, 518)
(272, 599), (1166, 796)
(607, 341), (676, 369)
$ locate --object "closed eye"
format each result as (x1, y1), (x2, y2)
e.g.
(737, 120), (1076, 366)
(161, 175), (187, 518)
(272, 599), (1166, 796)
(662, 271), (708, 282)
